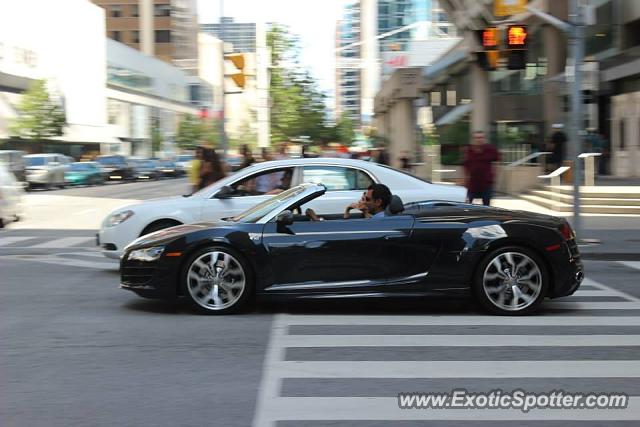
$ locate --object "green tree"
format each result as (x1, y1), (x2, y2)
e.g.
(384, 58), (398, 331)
(267, 25), (331, 144)
(175, 114), (220, 149)
(335, 113), (355, 145)
(10, 79), (66, 140)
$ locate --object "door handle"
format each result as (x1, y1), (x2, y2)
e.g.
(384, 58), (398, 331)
(383, 234), (404, 240)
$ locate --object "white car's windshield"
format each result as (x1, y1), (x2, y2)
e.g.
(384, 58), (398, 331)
(231, 186), (307, 223)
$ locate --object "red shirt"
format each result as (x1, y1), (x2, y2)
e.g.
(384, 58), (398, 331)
(463, 144), (500, 192)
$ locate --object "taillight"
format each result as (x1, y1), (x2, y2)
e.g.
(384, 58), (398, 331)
(559, 222), (574, 240)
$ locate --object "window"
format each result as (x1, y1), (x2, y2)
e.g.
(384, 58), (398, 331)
(230, 168), (294, 196)
(446, 90), (456, 106)
(110, 5), (122, 18)
(130, 4), (139, 17)
(431, 91), (441, 106)
(302, 166), (373, 191)
(155, 30), (171, 43)
(154, 4), (171, 17)
(131, 30), (140, 43)
(111, 31), (122, 42)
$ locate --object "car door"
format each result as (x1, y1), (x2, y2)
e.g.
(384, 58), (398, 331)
(261, 215), (415, 293)
(297, 165), (375, 214)
(199, 166), (295, 222)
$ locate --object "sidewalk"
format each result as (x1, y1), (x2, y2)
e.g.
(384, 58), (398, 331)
(492, 196), (640, 260)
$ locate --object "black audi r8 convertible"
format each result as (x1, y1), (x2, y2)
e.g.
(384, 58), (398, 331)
(120, 183), (584, 315)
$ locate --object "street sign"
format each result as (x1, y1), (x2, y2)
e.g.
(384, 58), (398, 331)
(494, 0), (528, 17)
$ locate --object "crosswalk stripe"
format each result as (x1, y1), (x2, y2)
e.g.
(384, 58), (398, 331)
(30, 237), (95, 248)
(582, 278), (640, 303)
(573, 289), (621, 297)
(272, 360), (640, 379)
(0, 236), (35, 246)
(545, 301), (640, 310)
(280, 315), (640, 326)
(279, 334), (640, 347)
(264, 396), (640, 421)
(619, 261), (640, 271)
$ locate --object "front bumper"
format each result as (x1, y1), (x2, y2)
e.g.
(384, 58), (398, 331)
(120, 254), (180, 299)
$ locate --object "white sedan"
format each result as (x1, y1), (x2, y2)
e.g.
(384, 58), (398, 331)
(98, 158), (466, 259)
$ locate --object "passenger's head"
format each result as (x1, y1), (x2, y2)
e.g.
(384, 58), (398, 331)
(280, 169), (293, 188)
(365, 183), (391, 214)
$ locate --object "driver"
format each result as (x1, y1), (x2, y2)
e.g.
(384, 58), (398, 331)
(306, 184), (392, 221)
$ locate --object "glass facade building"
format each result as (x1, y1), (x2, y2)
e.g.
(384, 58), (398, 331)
(201, 17), (257, 53)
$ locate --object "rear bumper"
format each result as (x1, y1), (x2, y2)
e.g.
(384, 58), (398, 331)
(548, 239), (584, 298)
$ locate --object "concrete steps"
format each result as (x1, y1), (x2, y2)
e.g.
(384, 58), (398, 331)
(520, 186), (640, 215)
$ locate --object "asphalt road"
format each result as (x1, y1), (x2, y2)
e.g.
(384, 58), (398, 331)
(2, 180), (640, 427)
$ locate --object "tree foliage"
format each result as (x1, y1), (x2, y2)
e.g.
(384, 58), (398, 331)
(10, 79), (66, 140)
(335, 113), (355, 145)
(268, 25), (335, 144)
(175, 114), (219, 149)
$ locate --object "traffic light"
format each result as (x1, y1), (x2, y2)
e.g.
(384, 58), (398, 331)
(225, 53), (246, 89)
(506, 25), (527, 70)
(476, 28), (500, 71)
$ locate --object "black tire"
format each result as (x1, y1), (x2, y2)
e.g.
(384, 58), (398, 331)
(472, 245), (549, 316)
(181, 245), (254, 315)
(140, 219), (181, 236)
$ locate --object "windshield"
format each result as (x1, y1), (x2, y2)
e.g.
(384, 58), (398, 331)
(96, 156), (124, 166)
(25, 157), (46, 166)
(231, 186), (308, 223)
(70, 163), (93, 171)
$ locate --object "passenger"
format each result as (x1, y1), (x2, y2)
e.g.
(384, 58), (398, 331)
(306, 184), (392, 221)
(265, 169), (293, 195)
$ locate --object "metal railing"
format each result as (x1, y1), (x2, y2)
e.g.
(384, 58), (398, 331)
(507, 151), (552, 168)
(538, 166), (571, 202)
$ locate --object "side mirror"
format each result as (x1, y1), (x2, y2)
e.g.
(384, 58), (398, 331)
(276, 210), (294, 226)
(215, 185), (233, 199)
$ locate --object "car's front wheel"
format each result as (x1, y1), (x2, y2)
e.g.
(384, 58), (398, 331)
(181, 246), (253, 314)
(473, 246), (548, 315)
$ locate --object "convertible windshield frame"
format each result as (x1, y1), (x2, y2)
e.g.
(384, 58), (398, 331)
(231, 183), (325, 224)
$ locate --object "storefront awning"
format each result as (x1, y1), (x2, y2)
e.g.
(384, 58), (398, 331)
(435, 102), (473, 126)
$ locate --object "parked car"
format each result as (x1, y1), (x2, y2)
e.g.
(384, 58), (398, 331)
(130, 159), (160, 180)
(95, 155), (136, 182)
(98, 158), (467, 259)
(0, 150), (27, 185)
(120, 183), (583, 315)
(24, 153), (68, 189)
(65, 162), (105, 186)
(156, 159), (181, 178)
(0, 163), (25, 227)
(176, 154), (194, 176)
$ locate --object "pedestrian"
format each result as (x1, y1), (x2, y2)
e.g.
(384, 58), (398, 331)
(399, 150), (412, 172)
(260, 147), (273, 162)
(376, 148), (389, 165)
(549, 123), (567, 171)
(463, 131), (500, 206)
(198, 148), (225, 190)
(239, 144), (255, 169)
(189, 146), (204, 193)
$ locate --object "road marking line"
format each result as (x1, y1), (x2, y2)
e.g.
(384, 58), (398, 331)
(0, 236), (35, 246)
(573, 289), (621, 298)
(2, 254), (118, 270)
(581, 278), (640, 303)
(272, 360), (640, 379)
(278, 315), (640, 326)
(279, 334), (640, 347)
(73, 209), (96, 216)
(264, 396), (640, 421)
(545, 301), (640, 310)
(619, 261), (640, 271)
(30, 237), (95, 249)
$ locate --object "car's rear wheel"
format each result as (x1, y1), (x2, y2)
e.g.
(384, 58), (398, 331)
(473, 246), (548, 315)
(181, 246), (253, 314)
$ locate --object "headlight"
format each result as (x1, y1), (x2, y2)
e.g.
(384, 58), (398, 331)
(107, 210), (134, 227)
(127, 246), (165, 262)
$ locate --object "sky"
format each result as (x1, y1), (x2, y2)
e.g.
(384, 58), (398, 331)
(197, 0), (345, 103)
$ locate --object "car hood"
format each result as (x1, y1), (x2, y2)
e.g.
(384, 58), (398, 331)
(125, 221), (228, 250)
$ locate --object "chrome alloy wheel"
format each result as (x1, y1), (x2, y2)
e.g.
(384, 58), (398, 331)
(186, 251), (246, 311)
(482, 251), (543, 312)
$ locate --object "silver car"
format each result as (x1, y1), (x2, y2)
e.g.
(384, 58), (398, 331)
(24, 153), (68, 189)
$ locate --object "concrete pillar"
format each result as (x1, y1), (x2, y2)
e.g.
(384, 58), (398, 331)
(140, 0), (154, 57)
(470, 62), (490, 134)
(389, 98), (415, 168)
(543, 24), (566, 136)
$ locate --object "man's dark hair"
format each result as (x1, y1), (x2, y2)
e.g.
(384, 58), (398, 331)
(368, 183), (391, 208)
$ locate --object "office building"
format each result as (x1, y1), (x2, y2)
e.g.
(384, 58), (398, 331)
(200, 17), (257, 53)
